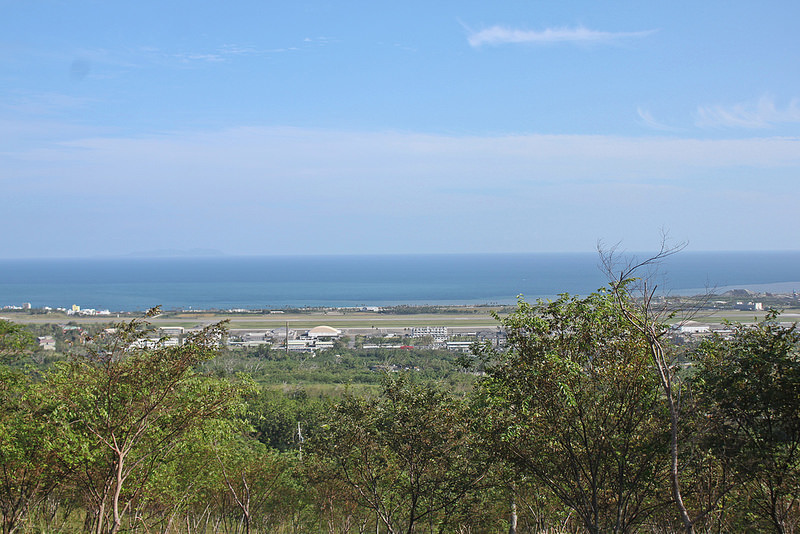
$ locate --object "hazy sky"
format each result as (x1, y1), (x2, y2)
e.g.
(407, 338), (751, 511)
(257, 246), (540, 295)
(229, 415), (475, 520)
(2, 1), (799, 257)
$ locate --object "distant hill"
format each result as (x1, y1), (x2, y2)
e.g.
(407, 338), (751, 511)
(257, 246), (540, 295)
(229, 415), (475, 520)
(722, 289), (758, 297)
(124, 249), (225, 258)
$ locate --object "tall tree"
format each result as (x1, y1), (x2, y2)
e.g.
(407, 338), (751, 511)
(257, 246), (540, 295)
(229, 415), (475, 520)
(694, 312), (800, 533)
(476, 292), (670, 533)
(0, 369), (67, 534)
(0, 321), (33, 365)
(46, 309), (245, 534)
(310, 375), (488, 534)
(211, 437), (297, 534)
(601, 241), (699, 533)
(0, 321), (51, 534)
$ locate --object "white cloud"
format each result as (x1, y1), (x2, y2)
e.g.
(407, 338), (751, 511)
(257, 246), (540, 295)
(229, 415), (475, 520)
(4, 125), (800, 256)
(637, 107), (681, 132)
(218, 44), (257, 55)
(696, 95), (800, 129)
(302, 36), (333, 46)
(13, 126), (800, 192)
(142, 43), (290, 65)
(178, 53), (224, 63)
(467, 25), (656, 48)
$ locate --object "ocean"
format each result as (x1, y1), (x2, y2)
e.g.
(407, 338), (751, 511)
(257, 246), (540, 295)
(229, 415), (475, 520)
(0, 252), (798, 312)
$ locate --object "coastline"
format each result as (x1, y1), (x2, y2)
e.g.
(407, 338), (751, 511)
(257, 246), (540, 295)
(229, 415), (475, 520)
(1, 251), (800, 312)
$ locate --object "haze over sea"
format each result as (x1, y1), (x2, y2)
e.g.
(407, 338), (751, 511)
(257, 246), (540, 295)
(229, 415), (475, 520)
(0, 252), (799, 312)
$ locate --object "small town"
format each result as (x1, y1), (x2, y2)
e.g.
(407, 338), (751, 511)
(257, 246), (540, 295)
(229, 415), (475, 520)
(5, 287), (800, 359)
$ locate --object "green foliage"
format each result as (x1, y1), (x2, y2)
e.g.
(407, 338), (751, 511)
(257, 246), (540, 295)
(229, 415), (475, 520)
(207, 344), (477, 392)
(202, 435), (299, 534)
(309, 375), (490, 533)
(693, 312), (800, 532)
(246, 387), (329, 451)
(43, 312), (249, 534)
(0, 320), (34, 364)
(5, 300), (800, 531)
(0, 367), (68, 534)
(477, 292), (670, 533)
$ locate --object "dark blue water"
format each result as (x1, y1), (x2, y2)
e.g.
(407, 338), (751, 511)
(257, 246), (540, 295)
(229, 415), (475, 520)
(0, 252), (798, 311)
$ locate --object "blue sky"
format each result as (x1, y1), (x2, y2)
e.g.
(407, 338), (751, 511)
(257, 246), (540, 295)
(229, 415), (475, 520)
(2, 1), (800, 257)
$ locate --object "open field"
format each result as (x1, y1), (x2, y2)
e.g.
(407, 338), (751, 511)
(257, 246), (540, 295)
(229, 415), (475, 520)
(4, 306), (800, 331)
(0, 309), (507, 330)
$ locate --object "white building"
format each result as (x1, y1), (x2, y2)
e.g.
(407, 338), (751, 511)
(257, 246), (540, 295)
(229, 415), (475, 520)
(307, 326), (342, 340)
(677, 322), (711, 334)
(38, 336), (56, 351)
(159, 326), (185, 337)
(446, 341), (474, 353)
(411, 326), (448, 338)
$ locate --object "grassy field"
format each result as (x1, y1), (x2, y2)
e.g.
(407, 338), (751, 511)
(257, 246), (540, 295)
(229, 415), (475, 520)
(672, 309), (800, 324)
(0, 309), (507, 330)
(5, 305), (800, 330)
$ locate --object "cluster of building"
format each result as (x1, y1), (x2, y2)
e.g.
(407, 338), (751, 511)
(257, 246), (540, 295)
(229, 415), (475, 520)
(733, 301), (764, 311)
(669, 320), (749, 345)
(2, 303), (33, 310)
(110, 324), (346, 353)
(3, 303), (114, 316)
(66, 304), (112, 316)
(229, 325), (344, 352)
(36, 324), (85, 351)
(141, 324), (491, 354)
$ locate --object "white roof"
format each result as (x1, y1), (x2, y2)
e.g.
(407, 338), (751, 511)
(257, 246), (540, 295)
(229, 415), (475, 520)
(308, 325), (342, 337)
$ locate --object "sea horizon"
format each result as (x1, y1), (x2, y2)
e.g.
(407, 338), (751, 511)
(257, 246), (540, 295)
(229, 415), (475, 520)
(0, 251), (799, 312)
(4, 248), (800, 260)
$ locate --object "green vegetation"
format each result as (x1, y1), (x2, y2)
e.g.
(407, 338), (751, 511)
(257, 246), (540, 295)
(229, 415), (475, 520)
(308, 375), (490, 533)
(202, 346), (476, 394)
(476, 292), (668, 532)
(693, 313), (800, 532)
(2, 284), (800, 532)
(0, 321), (34, 364)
